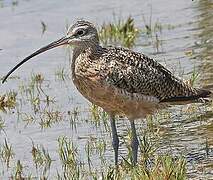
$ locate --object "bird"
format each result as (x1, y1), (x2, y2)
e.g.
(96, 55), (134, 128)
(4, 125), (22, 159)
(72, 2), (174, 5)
(2, 20), (211, 166)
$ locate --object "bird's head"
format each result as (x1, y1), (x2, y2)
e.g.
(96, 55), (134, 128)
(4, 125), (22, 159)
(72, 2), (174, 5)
(2, 20), (99, 83)
(66, 20), (99, 47)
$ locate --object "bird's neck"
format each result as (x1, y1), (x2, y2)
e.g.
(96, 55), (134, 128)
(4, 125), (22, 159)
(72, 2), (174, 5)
(72, 43), (103, 60)
(71, 44), (104, 80)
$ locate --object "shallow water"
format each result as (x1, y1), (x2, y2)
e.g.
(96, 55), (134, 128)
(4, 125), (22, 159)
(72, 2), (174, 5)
(0, 0), (212, 179)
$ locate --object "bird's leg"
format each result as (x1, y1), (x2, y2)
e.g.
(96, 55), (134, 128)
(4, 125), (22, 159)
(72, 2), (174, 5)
(110, 115), (119, 165)
(130, 120), (139, 166)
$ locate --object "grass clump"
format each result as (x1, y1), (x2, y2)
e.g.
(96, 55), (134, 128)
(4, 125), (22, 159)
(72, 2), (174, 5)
(57, 136), (83, 179)
(19, 73), (56, 114)
(10, 160), (34, 180)
(31, 143), (52, 176)
(186, 67), (200, 87)
(67, 107), (80, 130)
(0, 91), (17, 112)
(11, 160), (24, 180)
(19, 73), (45, 98)
(85, 137), (107, 168)
(56, 134), (186, 180)
(107, 155), (186, 180)
(58, 136), (78, 169)
(0, 139), (14, 168)
(95, 134), (186, 180)
(99, 16), (140, 48)
(90, 104), (109, 132)
(39, 109), (63, 129)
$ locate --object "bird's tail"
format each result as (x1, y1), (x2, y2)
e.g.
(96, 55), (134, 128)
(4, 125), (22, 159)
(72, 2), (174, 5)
(160, 88), (212, 104)
(196, 88), (211, 98)
(194, 88), (212, 103)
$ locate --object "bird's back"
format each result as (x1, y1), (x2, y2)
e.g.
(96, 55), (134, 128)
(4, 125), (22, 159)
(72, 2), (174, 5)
(99, 46), (211, 103)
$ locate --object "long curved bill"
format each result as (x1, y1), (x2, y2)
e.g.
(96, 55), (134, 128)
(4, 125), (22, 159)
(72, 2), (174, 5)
(2, 36), (70, 83)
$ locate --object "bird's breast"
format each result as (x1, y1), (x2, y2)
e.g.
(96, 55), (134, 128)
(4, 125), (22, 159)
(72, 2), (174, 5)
(72, 72), (163, 120)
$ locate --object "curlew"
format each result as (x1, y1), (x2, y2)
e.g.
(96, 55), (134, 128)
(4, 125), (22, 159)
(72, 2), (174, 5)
(2, 20), (211, 165)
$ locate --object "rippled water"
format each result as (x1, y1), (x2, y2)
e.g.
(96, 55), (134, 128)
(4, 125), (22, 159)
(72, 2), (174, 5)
(0, 0), (212, 179)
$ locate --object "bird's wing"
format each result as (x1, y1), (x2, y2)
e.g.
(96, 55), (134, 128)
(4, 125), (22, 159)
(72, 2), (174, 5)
(101, 47), (209, 102)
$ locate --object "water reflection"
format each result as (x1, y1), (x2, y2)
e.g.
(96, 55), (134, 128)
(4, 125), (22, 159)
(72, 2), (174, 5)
(193, 0), (213, 173)
(194, 0), (213, 89)
(183, 1), (213, 176)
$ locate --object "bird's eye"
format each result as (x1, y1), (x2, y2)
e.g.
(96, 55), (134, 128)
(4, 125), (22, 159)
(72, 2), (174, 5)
(76, 30), (85, 36)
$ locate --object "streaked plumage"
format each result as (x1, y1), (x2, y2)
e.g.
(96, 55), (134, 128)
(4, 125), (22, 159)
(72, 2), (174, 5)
(2, 20), (211, 166)
(72, 42), (210, 120)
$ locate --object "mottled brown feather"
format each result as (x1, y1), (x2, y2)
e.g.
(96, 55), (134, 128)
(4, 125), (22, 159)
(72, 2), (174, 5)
(69, 21), (211, 119)
(72, 46), (211, 119)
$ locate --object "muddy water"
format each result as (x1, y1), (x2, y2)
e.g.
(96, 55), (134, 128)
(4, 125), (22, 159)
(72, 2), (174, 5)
(0, 0), (212, 179)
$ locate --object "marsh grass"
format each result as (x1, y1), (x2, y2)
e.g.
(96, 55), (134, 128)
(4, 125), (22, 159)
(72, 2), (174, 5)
(22, 113), (36, 126)
(57, 136), (83, 179)
(187, 68), (200, 87)
(18, 73), (51, 114)
(99, 14), (166, 54)
(39, 109), (63, 129)
(142, 15), (163, 36)
(141, 6), (177, 36)
(0, 124), (188, 179)
(0, 139), (14, 168)
(68, 107), (80, 130)
(0, 91), (17, 112)
(90, 104), (109, 131)
(58, 136), (78, 168)
(17, 73), (60, 128)
(93, 133), (187, 180)
(19, 73), (45, 97)
(128, 155), (186, 180)
(139, 135), (158, 166)
(85, 137), (107, 168)
(55, 134), (187, 179)
(85, 140), (93, 169)
(55, 67), (70, 81)
(152, 33), (164, 54)
(30, 73), (45, 91)
(10, 160), (34, 180)
(21, 106), (63, 129)
(0, 116), (5, 133)
(11, 160), (24, 180)
(31, 142), (52, 176)
(99, 16), (140, 48)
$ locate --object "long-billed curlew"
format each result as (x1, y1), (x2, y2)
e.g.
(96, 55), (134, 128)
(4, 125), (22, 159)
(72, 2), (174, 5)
(2, 20), (211, 165)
